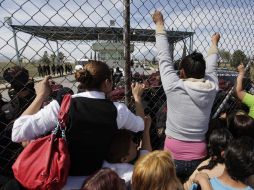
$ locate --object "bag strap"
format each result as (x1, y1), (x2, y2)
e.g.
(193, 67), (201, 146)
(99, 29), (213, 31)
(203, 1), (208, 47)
(57, 94), (71, 130)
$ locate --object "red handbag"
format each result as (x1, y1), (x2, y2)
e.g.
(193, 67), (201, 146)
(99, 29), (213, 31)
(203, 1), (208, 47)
(12, 95), (71, 190)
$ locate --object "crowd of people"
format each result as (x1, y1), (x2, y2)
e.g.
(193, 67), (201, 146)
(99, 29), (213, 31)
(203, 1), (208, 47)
(0, 10), (254, 190)
(37, 63), (73, 77)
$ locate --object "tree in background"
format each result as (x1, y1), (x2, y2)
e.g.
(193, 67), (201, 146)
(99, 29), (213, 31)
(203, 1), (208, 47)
(231, 50), (247, 68)
(40, 51), (50, 65)
(219, 49), (231, 67)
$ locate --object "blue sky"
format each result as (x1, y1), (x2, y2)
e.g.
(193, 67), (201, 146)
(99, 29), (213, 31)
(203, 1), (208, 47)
(0, 0), (254, 63)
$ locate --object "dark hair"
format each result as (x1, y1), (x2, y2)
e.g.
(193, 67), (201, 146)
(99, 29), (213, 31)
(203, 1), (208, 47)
(207, 117), (227, 140)
(198, 128), (233, 171)
(228, 110), (254, 139)
(75, 60), (112, 91)
(225, 137), (254, 182)
(3, 66), (30, 92)
(55, 87), (74, 104)
(179, 51), (206, 79)
(81, 168), (126, 190)
(106, 129), (133, 163)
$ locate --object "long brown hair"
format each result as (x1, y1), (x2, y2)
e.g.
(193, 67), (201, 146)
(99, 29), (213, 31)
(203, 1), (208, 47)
(75, 60), (112, 91)
(132, 150), (183, 190)
(81, 168), (127, 190)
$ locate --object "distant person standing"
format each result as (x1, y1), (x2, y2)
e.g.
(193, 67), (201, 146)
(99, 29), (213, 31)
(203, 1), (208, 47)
(51, 64), (56, 76)
(113, 67), (123, 86)
(56, 64), (60, 76)
(37, 64), (43, 77)
(46, 64), (51, 75)
(64, 64), (68, 74)
(42, 65), (47, 77)
(68, 64), (73, 74)
(60, 65), (64, 76)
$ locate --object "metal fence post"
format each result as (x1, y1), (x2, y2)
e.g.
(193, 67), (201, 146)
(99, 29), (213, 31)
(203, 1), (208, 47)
(123, 0), (131, 107)
(4, 17), (21, 66)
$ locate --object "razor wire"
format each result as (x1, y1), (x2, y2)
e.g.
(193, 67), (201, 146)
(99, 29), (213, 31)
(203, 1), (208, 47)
(0, 0), (254, 177)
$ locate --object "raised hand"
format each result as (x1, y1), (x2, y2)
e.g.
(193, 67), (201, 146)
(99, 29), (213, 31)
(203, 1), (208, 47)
(152, 10), (164, 25)
(211, 32), (220, 46)
(237, 63), (245, 74)
(131, 82), (145, 101)
(35, 76), (52, 99)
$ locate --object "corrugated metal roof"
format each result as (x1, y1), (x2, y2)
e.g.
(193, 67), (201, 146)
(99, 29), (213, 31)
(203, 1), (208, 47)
(11, 25), (194, 43)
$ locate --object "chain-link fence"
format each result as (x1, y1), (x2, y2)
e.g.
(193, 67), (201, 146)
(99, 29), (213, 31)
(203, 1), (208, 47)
(1, 0), (254, 177)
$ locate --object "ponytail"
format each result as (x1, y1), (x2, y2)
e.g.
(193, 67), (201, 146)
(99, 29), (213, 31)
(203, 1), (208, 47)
(75, 60), (111, 91)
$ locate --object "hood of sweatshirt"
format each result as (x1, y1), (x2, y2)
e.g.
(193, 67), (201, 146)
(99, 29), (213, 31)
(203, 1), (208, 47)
(183, 78), (217, 108)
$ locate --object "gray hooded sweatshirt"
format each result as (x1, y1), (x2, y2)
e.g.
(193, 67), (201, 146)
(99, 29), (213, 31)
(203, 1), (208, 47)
(156, 27), (219, 141)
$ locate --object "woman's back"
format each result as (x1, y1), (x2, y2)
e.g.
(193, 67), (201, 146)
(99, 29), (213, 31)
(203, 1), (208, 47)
(67, 97), (118, 175)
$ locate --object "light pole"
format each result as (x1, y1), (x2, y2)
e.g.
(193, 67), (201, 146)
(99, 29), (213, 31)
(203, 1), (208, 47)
(4, 17), (21, 66)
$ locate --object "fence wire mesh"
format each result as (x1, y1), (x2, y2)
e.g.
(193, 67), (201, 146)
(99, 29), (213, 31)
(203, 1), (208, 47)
(1, 0), (254, 177)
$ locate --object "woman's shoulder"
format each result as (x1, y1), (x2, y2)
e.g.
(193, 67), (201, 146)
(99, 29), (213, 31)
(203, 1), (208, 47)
(113, 101), (129, 111)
